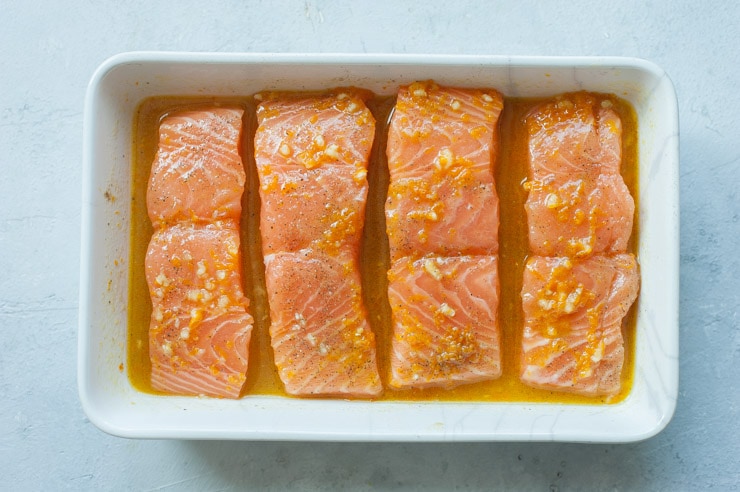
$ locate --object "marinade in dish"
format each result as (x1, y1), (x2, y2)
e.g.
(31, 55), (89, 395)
(128, 90), (639, 404)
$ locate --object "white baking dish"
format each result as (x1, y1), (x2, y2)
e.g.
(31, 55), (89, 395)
(79, 52), (679, 441)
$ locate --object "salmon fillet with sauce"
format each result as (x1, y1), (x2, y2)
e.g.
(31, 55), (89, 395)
(147, 109), (247, 226)
(145, 108), (253, 398)
(524, 93), (634, 257)
(254, 91), (382, 398)
(387, 255), (501, 388)
(521, 93), (639, 396)
(520, 254), (639, 396)
(385, 81), (503, 389)
(386, 82), (502, 261)
(263, 249), (380, 396)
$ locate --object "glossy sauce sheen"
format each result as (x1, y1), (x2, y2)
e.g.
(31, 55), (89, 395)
(128, 91), (638, 403)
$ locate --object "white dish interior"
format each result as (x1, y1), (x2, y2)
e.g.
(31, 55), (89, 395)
(79, 53), (679, 441)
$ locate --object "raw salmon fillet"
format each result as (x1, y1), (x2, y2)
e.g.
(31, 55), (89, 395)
(147, 109), (246, 226)
(385, 81), (503, 389)
(521, 93), (639, 396)
(264, 250), (380, 396)
(254, 91), (382, 398)
(524, 93), (634, 257)
(145, 108), (253, 398)
(520, 254), (639, 396)
(387, 256), (501, 388)
(146, 222), (253, 397)
(386, 81), (502, 261)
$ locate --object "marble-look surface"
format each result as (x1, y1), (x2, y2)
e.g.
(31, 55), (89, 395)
(2, 1), (738, 489)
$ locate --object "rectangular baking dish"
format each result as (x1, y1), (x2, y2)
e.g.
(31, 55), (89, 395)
(79, 52), (679, 441)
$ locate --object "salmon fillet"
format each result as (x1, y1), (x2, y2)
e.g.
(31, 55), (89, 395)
(147, 109), (246, 226)
(521, 93), (639, 396)
(520, 254), (639, 396)
(385, 81), (503, 389)
(145, 108), (253, 398)
(264, 249), (381, 396)
(254, 91), (382, 398)
(386, 82), (502, 261)
(387, 255), (501, 388)
(146, 222), (253, 397)
(524, 93), (634, 257)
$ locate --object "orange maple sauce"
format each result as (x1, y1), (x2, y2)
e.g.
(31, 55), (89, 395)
(128, 92), (638, 404)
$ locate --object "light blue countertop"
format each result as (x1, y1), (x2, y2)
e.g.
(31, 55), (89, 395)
(2, 1), (738, 489)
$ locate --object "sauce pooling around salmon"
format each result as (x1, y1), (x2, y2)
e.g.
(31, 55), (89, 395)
(145, 109), (254, 398)
(129, 92), (639, 404)
(254, 91), (382, 398)
(385, 82), (503, 389)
